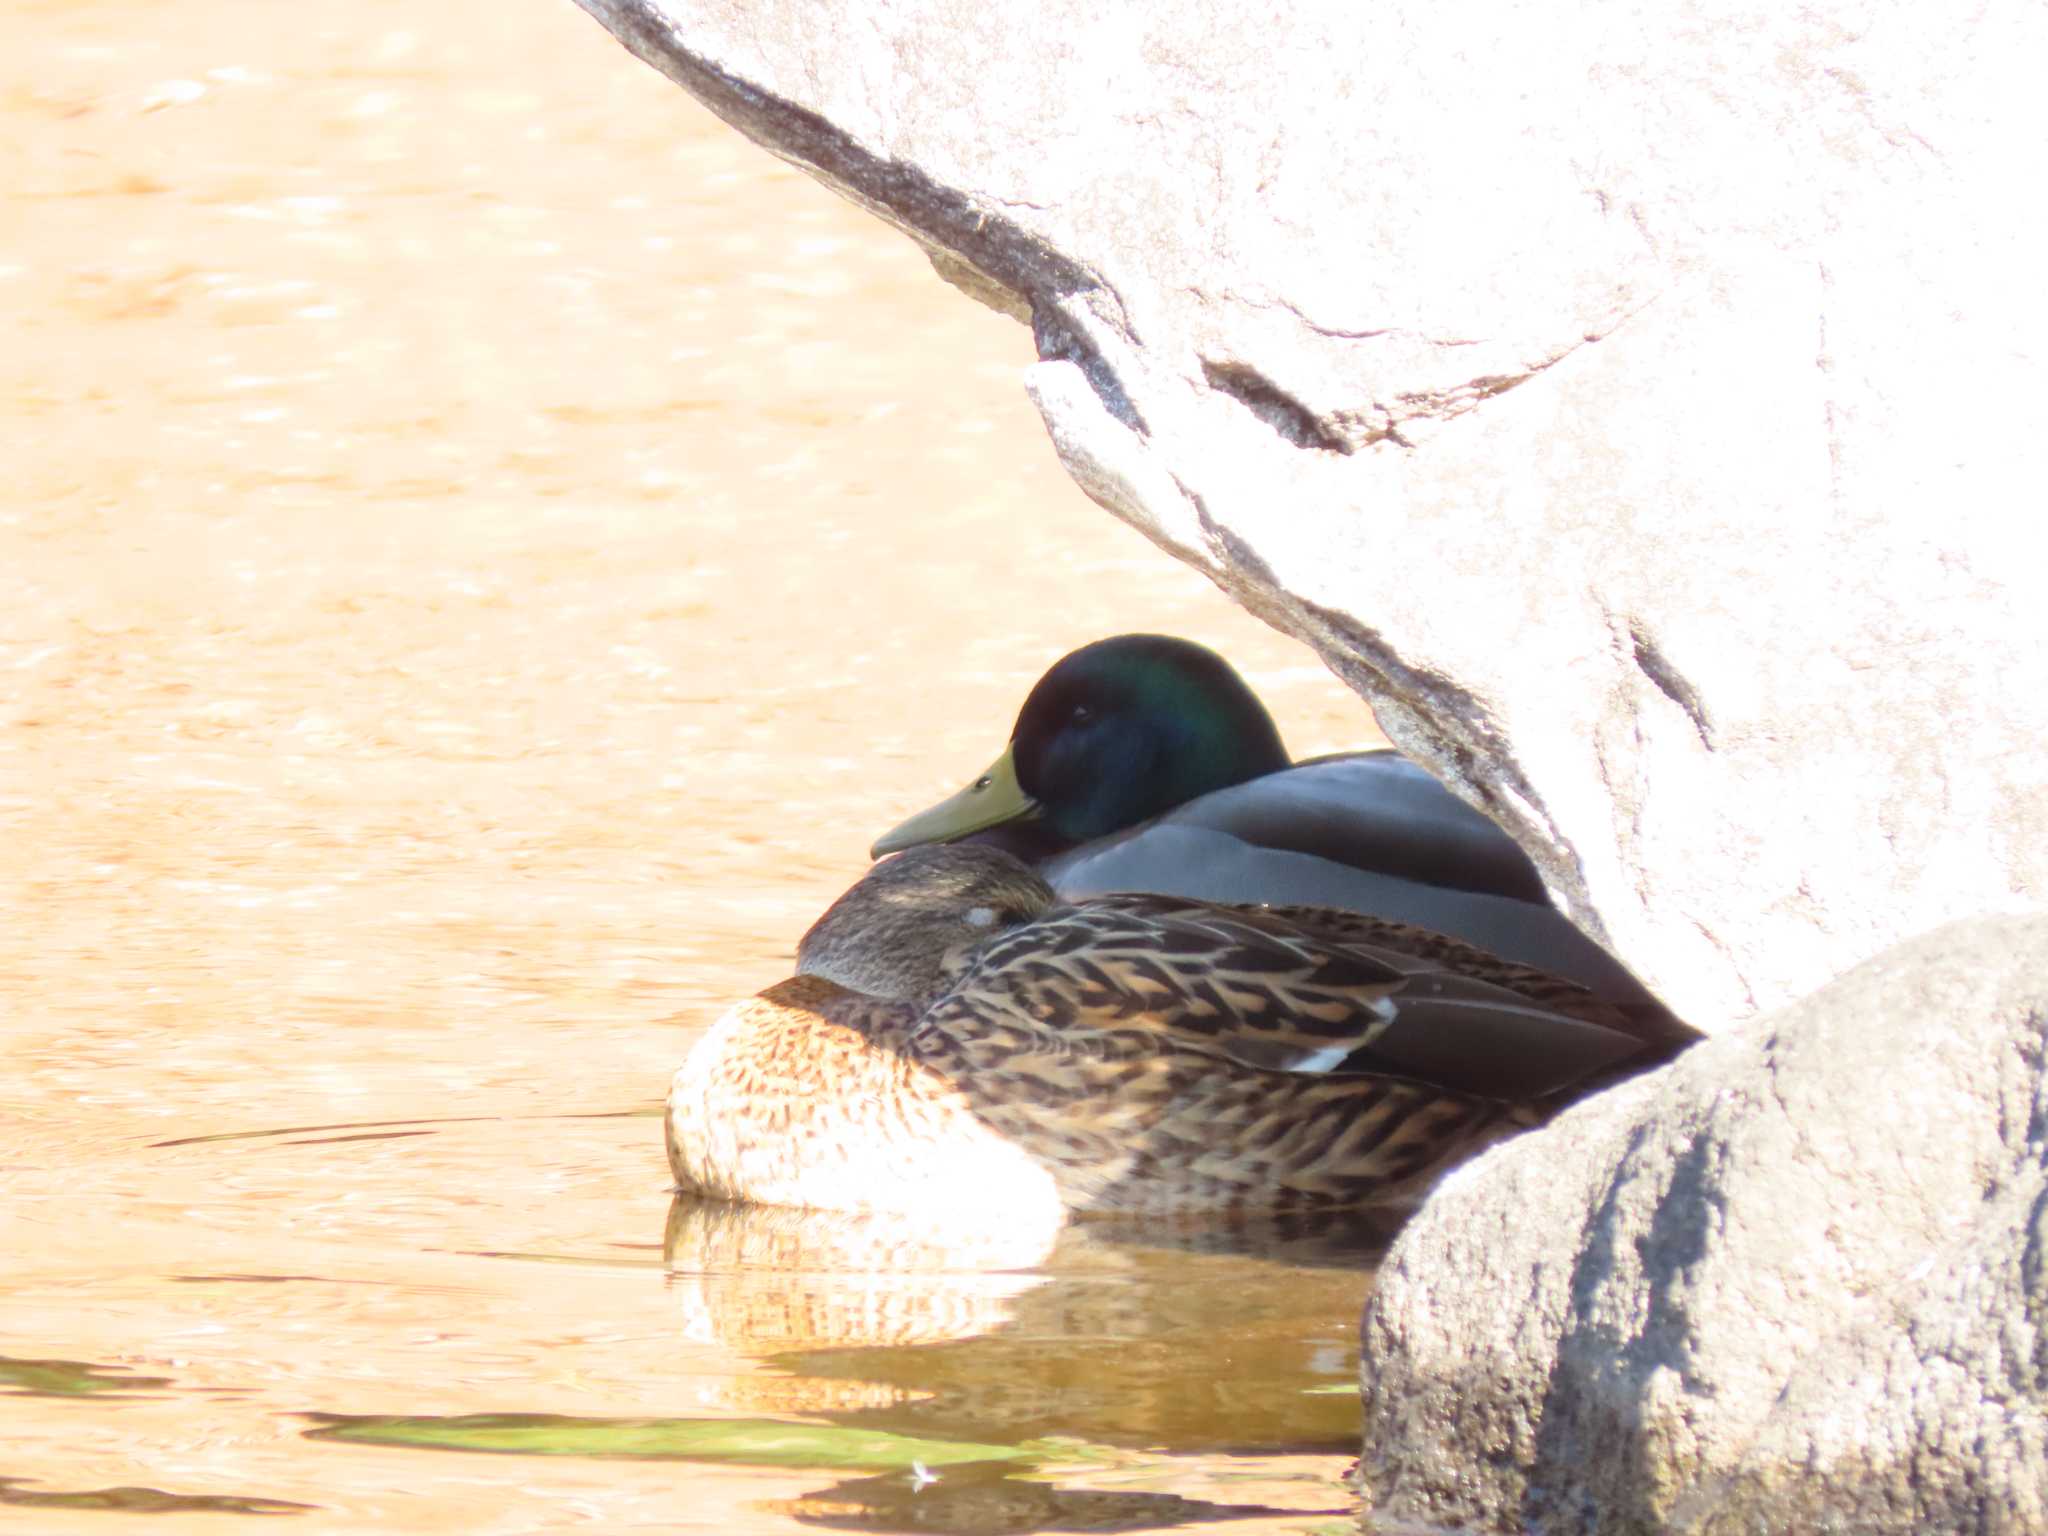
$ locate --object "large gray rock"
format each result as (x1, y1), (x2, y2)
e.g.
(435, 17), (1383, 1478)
(569, 0), (2046, 1027)
(1356, 914), (2048, 1534)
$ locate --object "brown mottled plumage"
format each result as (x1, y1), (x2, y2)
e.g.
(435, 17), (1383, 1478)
(666, 846), (1699, 1217)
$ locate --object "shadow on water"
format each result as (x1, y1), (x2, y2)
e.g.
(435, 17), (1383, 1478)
(307, 1195), (1388, 1534)
(763, 1460), (1326, 1535)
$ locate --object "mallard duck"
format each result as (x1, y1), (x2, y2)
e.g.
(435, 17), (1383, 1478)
(667, 845), (1699, 1218)
(869, 633), (1657, 1005)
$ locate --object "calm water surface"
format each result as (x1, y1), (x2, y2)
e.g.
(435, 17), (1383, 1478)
(3, 1), (1392, 1530)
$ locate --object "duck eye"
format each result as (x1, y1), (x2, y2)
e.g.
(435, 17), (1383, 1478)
(1069, 704), (1092, 725)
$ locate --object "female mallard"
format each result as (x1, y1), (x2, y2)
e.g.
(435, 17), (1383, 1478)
(868, 633), (1655, 1004)
(667, 845), (1698, 1218)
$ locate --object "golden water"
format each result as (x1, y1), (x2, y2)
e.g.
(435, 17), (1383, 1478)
(3, 1), (1391, 1529)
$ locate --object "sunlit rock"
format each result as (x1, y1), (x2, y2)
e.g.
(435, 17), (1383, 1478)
(1356, 915), (2048, 1533)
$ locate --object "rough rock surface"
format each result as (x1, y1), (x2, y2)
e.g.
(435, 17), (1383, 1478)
(569, 0), (2045, 1028)
(1355, 914), (2048, 1533)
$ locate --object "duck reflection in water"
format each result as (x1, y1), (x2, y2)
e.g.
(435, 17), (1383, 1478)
(662, 1193), (1389, 1457)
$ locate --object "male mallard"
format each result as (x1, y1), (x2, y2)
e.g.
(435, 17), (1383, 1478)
(667, 845), (1699, 1218)
(869, 633), (1655, 1004)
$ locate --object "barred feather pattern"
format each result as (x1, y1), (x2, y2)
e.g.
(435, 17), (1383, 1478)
(667, 859), (1684, 1217)
(1059, 895), (1656, 1033)
(904, 902), (1534, 1211)
(668, 976), (1066, 1220)
(670, 917), (1541, 1215)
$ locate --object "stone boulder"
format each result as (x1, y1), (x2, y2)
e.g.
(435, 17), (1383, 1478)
(1356, 914), (2048, 1533)
(568, 0), (2045, 1028)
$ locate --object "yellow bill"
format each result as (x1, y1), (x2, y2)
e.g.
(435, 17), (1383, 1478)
(869, 744), (1040, 857)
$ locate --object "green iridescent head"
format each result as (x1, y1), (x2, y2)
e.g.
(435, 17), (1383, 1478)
(871, 634), (1291, 859)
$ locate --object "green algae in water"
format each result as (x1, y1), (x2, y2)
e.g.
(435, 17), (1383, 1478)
(305, 1412), (1032, 1470)
(0, 1476), (310, 1516)
(0, 1355), (171, 1398)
